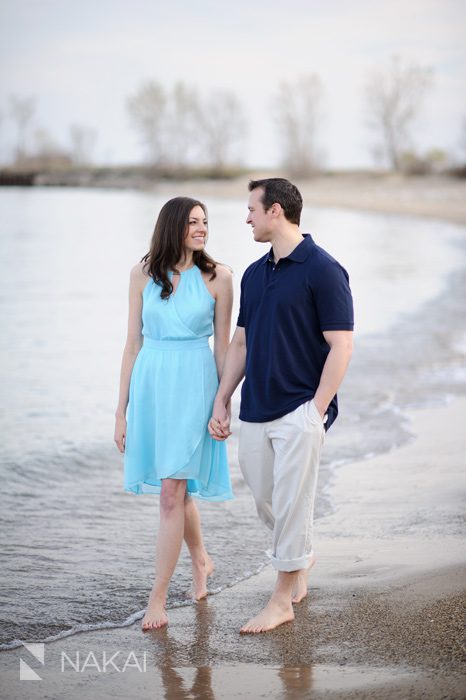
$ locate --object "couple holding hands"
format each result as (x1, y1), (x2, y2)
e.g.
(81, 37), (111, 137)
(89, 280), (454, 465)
(114, 177), (354, 634)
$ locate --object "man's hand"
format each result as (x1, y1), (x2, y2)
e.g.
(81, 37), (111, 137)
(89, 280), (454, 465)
(207, 326), (246, 441)
(208, 398), (231, 441)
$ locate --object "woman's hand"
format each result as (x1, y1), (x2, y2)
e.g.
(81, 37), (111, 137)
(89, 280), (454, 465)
(114, 415), (127, 453)
(208, 398), (231, 441)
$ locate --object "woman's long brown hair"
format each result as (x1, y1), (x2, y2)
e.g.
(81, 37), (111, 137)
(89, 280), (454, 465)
(141, 197), (217, 299)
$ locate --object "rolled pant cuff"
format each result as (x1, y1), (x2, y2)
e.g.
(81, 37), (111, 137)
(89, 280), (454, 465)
(269, 550), (314, 572)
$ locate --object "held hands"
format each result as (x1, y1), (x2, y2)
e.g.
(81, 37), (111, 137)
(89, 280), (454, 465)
(114, 415), (127, 453)
(208, 398), (232, 441)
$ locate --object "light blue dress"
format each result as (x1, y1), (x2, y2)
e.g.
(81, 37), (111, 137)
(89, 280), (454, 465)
(124, 265), (233, 501)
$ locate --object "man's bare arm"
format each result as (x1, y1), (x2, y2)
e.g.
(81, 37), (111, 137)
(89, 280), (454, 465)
(208, 326), (247, 441)
(313, 330), (353, 418)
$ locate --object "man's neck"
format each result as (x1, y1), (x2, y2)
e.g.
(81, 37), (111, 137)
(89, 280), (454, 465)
(270, 226), (303, 263)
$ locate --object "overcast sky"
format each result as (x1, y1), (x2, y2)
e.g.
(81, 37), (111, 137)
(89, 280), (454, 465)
(1, 0), (465, 168)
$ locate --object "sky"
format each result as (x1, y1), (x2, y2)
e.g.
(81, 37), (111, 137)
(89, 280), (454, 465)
(0, 0), (465, 168)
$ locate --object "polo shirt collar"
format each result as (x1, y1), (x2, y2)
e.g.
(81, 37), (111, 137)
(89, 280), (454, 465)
(264, 233), (315, 264)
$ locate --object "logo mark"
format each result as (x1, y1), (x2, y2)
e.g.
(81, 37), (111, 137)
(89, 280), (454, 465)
(20, 643), (45, 681)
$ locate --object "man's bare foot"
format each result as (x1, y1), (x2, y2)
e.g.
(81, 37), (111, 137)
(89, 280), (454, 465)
(191, 555), (215, 601)
(240, 598), (295, 634)
(292, 554), (316, 604)
(141, 591), (168, 631)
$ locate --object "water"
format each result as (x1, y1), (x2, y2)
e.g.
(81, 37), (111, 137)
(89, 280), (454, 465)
(1, 187), (465, 650)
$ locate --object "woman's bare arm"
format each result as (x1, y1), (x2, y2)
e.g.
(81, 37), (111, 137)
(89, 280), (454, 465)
(114, 264), (146, 452)
(211, 265), (233, 379)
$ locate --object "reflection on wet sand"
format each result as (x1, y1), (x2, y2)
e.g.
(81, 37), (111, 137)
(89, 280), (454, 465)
(278, 665), (313, 697)
(156, 663), (314, 700)
(160, 666), (214, 700)
(148, 601), (216, 699)
(143, 598), (314, 699)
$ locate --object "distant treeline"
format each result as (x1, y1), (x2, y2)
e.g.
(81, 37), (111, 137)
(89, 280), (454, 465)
(1, 56), (466, 178)
(0, 164), (249, 188)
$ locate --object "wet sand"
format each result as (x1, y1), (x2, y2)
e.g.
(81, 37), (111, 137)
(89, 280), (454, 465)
(2, 179), (465, 697)
(151, 173), (466, 226)
(2, 398), (465, 698)
(30, 170), (466, 226)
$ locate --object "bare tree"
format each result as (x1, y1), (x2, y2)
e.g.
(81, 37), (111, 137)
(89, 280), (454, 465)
(33, 127), (59, 155)
(127, 81), (168, 165)
(9, 95), (36, 163)
(273, 74), (324, 177)
(365, 56), (433, 171)
(199, 89), (246, 172)
(30, 128), (72, 167)
(166, 82), (201, 169)
(127, 81), (247, 172)
(127, 81), (203, 169)
(69, 124), (97, 165)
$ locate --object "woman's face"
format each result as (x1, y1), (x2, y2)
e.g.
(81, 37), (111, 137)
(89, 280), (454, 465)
(184, 205), (208, 254)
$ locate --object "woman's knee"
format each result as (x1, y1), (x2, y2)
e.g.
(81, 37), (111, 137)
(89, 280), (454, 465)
(160, 479), (186, 515)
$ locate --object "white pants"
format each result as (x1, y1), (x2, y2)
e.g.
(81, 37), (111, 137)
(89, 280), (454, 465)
(238, 399), (325, 572)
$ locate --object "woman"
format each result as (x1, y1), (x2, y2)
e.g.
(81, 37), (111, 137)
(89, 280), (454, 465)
(114, 196), (233, 631)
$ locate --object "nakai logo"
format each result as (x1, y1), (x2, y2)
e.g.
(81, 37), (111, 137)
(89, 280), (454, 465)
(20, 643), (45, 681)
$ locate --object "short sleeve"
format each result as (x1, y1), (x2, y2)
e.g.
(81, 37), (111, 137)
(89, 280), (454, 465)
(313, 261), (354, 331)
(236, 275), (245, 327)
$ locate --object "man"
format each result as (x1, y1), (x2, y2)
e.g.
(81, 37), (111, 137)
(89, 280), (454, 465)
(209, 178), (354, 633)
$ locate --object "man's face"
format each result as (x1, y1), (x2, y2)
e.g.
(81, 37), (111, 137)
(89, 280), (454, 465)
(246, 188), (273, 242)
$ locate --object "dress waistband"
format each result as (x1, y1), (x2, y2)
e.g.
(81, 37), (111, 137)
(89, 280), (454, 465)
(143, 336), (209, 351)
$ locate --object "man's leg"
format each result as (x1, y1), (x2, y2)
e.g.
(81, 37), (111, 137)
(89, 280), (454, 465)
(239, 420), (297, 631)
(238, 419), (275, 530)
(240, 400), (325, 633)
(270, 400), (324, 603)
(269, 399), (324, 570)
(239, 570), (296, 633)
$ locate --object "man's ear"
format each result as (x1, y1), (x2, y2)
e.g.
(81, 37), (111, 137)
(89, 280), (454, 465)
(270, 202), (282, 218)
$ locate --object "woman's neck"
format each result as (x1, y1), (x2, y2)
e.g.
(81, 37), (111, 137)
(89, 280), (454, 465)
(174, 251), (194, 272)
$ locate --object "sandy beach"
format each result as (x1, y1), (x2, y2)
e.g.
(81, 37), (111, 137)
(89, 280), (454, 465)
(27, 170), (466, 226)
(2, 0), (465, 693)
(2, 395), (465, 698)
(149, 173), (466, 226)
(1, 178), (465, 699)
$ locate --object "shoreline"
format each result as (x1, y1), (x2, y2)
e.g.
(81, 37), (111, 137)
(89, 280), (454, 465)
(2, 172), (466, 226)
(1, 189), (465, 697)
(2, 397), (465, 698)
(151, 173), (466, 226)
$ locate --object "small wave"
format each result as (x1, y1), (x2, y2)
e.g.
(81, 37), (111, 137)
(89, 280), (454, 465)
(0, 561), (270, 652)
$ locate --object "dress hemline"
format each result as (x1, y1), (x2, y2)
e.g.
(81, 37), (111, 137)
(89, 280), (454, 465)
(124, 480), (234, 502)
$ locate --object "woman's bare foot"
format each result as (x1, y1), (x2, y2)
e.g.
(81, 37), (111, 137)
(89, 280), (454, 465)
(291, 554), (316, 603)
(240, 597), (295, 634)
(141, 590), (168, 631)
(191, 555), (215, 601)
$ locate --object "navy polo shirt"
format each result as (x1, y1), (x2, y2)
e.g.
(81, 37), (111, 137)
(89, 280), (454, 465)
(237, 234), (354, 430)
